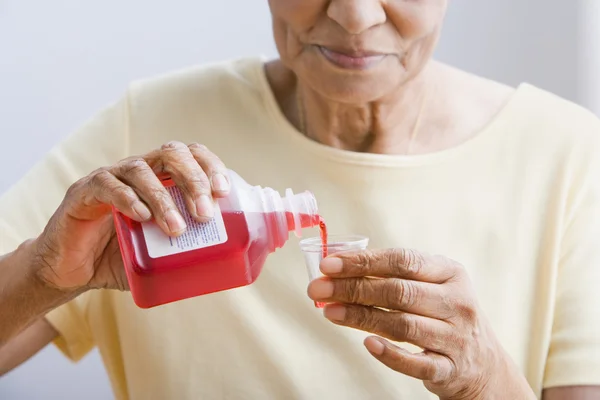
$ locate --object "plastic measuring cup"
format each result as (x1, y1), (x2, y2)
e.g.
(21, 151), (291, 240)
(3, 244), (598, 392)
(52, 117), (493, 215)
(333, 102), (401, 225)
(299, 234), (369, 308)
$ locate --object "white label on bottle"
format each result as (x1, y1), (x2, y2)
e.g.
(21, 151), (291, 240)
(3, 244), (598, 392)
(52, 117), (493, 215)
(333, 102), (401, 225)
(141, 185), (228, 259)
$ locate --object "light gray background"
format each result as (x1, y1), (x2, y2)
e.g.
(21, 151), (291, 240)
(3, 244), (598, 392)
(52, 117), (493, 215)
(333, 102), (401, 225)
(1, 1), (599, 399)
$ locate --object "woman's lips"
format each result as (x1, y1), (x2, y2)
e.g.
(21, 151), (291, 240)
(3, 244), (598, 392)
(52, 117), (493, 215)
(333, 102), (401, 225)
(317, 46), (387, 70)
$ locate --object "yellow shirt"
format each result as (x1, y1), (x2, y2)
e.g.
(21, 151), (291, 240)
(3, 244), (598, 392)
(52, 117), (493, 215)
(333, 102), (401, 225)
(1, 57), (600, 399)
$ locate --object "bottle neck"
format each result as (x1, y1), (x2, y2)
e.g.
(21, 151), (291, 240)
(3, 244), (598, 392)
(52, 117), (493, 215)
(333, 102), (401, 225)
(282, 189), (320, 237)
(260, 188), (319, 250)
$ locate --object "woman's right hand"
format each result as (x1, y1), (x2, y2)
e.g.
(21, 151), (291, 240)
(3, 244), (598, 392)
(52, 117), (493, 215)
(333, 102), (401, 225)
(31, 141), (230, 292)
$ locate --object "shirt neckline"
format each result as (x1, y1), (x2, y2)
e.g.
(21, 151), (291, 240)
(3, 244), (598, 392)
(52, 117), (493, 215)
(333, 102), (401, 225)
(251, 56), (531, 168)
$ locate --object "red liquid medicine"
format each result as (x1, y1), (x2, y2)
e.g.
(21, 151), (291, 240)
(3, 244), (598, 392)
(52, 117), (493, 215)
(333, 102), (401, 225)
(112, 170), (320, 308)
(315, 217), (328, 309)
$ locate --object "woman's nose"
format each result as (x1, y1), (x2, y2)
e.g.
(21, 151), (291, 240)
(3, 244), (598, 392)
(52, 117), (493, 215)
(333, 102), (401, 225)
(327, 0), (387, 35)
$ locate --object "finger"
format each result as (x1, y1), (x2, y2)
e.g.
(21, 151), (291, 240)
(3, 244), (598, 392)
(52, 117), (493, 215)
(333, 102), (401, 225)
(112, 157), (187, 236)
(307, 277), (452, 319)
(324, 304), (451, 353)
(364, 336), (453, 383)
(158, 141), (214, 222)
(187, 143), (230, 197)
(83, 169), (151, 222)
(320, 249), (458, 283)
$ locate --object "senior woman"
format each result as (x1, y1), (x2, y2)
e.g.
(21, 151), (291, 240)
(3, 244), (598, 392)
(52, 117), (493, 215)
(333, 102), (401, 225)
(1, 1), (599, 399)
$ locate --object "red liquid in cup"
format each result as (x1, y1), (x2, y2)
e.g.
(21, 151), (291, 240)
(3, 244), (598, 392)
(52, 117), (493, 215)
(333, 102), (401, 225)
(315, 216), (328, 308)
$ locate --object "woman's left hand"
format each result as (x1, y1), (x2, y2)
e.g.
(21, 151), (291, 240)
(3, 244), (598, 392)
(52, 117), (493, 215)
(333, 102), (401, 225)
(307, 249), (535, 400)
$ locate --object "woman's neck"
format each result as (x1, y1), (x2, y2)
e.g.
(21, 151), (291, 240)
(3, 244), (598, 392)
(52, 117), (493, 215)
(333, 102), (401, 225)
(295, 72), (430, 154)
(265, 60), (515, 156)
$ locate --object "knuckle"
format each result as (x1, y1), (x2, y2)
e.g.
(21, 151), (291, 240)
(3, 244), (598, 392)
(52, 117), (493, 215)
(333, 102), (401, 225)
(119, 157), (149, 176)
(405, 249), (425, 276)
(452, 335), (468, 355)
(111, 184), (136, 204)
(353, 308), (377, 330)
(344, 279), (367, 304)
(188, 142), (208, 151)
(90, 166), (110, 176)
(440, 293), (456, 319)
(398, 249), (425, 276)
(346, 280), (362, 304)
(181, 174), (212, 196)
(352, 252), (372, 273)
(396, 313), (420, 341)
(147, 187), (173, 209)
(452, 260), (467, 277)
(424, 361), (440, 382)
(160, 145), (197, 173)
(387, 280), (416, 309)
(163, 147), (193, 165)
(69, 171), (107, 207)
(386, 248), (404, 273)
(437, 254), (463, 277)
(428, 358), (450, 383)
(188, 172), (211, 185)
(87, 169), (139, 208)
(89, 169), (113, 190)
(66, 176), (88, 197)
(453, 298), (478, 322)
(161, 141), (186, 151)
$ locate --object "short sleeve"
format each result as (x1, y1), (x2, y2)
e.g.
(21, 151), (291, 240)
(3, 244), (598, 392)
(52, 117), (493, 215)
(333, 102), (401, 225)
(0, 220), (23, 256)
(0, 92), (130, 361)
(543, 140), (600, 387)
(45, 293), (95, 362)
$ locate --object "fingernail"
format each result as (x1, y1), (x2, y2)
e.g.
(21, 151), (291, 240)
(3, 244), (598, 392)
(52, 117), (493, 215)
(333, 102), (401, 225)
(308, 279), (334, 299)
(320, 257), (343, 274)
(211, 173), (230, 192)
(323, 304), (346, 322)
(165, 209), (187, 233)
(132, 201), (151, 221)
(365, 337), (385, 356)
(196, 195), (214, 219)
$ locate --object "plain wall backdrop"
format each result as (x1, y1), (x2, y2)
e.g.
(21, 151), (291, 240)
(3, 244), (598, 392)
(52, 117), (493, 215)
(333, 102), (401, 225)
(1, 1), (598, 398)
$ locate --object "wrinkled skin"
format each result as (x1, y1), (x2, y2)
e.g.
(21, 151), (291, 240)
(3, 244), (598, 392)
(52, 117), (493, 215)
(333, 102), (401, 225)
(35, 141), (230, 292)
(307, 249), (535, 399)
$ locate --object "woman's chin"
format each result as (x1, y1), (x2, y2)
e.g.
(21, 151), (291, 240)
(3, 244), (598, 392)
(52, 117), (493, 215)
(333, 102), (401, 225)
(298, 56), (404, 103)
(310, 75), (401, 104)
